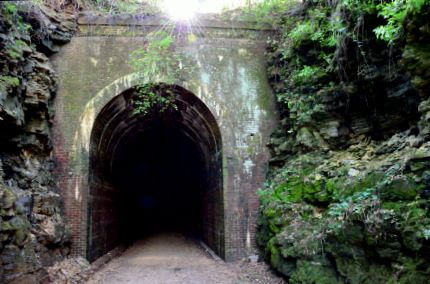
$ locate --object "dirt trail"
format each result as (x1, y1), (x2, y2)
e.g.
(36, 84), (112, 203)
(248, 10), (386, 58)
(87, 233), (285, 284)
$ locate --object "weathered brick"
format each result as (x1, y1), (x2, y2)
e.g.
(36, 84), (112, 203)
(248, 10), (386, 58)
(51, 20), (277, 262)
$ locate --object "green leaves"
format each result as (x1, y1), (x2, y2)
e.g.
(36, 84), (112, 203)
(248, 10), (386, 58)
(129, 30), (180, 84)
(290, 65), (325, 86)
(373, 25), (401, 44)
(374, 0), (429, 45)
(241, 0), (296, 27)
(132, 84), (178, 116)
(129, 29), (194, 116)
(158, 34), (174, 49)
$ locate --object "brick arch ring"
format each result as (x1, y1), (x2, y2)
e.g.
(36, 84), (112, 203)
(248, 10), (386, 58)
(66, 73), (226, 262)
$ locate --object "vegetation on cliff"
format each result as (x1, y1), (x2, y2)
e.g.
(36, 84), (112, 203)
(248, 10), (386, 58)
(255, 0), (430, 282)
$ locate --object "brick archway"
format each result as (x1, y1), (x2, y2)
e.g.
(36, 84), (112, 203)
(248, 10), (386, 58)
(87, 84), (224, 261)
(60, 74), (223, 260)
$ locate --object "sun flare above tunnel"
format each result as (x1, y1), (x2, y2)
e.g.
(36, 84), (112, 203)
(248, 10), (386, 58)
(160, 0), (259, 21)
(162, 0), (199, 21)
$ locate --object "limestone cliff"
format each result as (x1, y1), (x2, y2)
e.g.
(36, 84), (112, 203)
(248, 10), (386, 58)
(0, 2), (78, 283)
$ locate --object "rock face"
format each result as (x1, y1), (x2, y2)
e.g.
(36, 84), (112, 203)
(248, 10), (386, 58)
(45, 257), (92, 284)
(404, 7), (430, 142)
(0, 2), (77, 283)
(259, 138), (430, 283)
(258, 1), (430, 283)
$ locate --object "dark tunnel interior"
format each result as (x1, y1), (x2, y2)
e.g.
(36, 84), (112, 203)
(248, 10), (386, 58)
(112, 121), (207, 243)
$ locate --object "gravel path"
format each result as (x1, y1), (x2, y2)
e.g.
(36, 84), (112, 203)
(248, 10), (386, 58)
(86, 233), (285, 284)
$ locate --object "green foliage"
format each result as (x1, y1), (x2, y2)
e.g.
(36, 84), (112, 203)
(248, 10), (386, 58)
(6, 39), (30, 61)
(326, 187), (380, 234)
(240, 0), (297, 26)
(276, 91), (326, 124)
(374, 0), (429, 45)
(284, 6), (341, 53)
(290, 259), (341, 284)
(264, 0), (428, 132)
(290, 65), (325, 86)
(129, 30), (181, 83)
(129, 29), (194, 116)
(5, 2), (18, 15)
(289, 21), (315, 47)
(88, 0), (160, 13)
(132, 84), (178, 116)
(264, 2), (346, 125)
(0, 76), (20, 94)
(2, 2), (31, 33)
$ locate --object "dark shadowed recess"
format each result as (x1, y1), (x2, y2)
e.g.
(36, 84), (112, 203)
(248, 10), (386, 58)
(87, 85), (224, 262)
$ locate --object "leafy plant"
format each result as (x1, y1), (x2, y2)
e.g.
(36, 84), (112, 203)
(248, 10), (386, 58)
(374, 0), (429, 45)
(132, 84), (178, 116)
(289, 21), (315, 47)
(241, 0), (297, 27)
(88, 0), (160, 14)
(129, 29), (194, 116)
(290, 65), (325, 86)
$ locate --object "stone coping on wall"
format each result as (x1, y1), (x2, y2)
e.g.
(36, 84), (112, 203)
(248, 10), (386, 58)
(76, 12), (274, 39)
(78, 12), (274, 30)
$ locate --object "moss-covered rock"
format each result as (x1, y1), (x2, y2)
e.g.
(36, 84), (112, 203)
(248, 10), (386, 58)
(290, 258), (341, 284)
(1, 216), (31, 247)
(379, 176), (422, 201)
(268, 238), (296, 277)
(258, 138), (430, 281)
(0, 188), (17, 210)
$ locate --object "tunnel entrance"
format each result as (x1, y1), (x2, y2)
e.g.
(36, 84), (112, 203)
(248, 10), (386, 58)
(87, 85), (224, 262)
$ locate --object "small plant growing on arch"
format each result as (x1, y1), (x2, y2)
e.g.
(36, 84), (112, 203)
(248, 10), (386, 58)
(132, 83), (178, 116)
(129, 29), (194, 116)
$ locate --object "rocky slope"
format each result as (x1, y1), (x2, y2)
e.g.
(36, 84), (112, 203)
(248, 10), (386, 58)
(258, 0), (430, 283)
(0, 2), (81, 283)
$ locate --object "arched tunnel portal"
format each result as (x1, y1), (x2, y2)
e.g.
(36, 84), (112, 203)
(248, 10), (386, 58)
(87, 84), (224, 262)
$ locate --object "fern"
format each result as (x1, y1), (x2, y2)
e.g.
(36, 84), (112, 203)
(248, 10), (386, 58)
(374, 0), (429, 45)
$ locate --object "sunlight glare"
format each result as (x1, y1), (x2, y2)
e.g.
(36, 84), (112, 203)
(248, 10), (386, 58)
(161, 0), (256, 21)
(162, 0), (199, 21)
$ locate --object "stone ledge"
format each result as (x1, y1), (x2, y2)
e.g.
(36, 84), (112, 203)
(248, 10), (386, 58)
(77, 12), (274, 31)
(75, 26), (270, 43)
